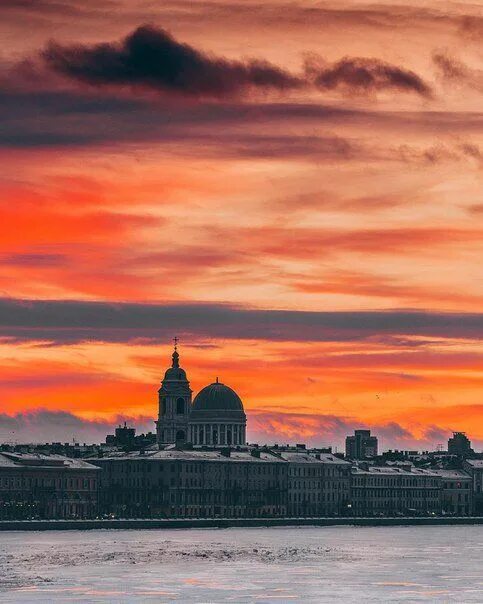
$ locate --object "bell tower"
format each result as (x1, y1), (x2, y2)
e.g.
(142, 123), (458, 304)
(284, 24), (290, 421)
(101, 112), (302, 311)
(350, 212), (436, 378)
(155, 339), (192, 446)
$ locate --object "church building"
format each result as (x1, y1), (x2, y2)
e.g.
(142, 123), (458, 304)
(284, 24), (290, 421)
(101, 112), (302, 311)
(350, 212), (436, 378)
(155, 342), (247, 447)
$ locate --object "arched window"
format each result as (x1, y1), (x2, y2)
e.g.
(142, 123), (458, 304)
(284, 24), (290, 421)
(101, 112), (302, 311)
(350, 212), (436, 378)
(176, 398), (185, 415)
(160, 398), (166, 415)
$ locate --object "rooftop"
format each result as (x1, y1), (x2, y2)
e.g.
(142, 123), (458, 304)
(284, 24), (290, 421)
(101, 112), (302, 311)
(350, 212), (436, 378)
(464, 459), (483, 468)
(92, 448), (286, 464)
(278, 452), (350, 465)
(0, 452), (100, 470)
(431, 469), (472, 479)
(352, 465), (441, 476)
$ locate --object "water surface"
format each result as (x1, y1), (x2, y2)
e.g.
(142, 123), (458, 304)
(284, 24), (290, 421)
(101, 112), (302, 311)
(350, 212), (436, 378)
(0, 526), (481, 602)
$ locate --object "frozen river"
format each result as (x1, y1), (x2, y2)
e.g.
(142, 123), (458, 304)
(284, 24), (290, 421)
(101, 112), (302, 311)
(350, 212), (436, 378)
(0, 525), (482, 602)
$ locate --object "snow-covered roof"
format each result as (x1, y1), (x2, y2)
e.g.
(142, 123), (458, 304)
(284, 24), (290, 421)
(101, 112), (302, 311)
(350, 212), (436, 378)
(0, 452), (99, 470)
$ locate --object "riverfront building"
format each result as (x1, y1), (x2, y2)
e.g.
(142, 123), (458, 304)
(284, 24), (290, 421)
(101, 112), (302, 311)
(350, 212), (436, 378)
(94, 448), (287, 518)
(432, 469), (473, 516)
(279, 451), (351, 516)
(463, 459), (483, 514)
(350, 464), (442, 516)
(0, 452), (99, 520)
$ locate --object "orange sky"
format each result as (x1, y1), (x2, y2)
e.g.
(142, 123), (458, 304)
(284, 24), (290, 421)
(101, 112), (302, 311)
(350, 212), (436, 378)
(0, 0), (482, 448)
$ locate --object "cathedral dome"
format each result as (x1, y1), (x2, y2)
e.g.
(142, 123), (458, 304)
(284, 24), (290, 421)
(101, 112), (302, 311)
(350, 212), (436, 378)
(192, 381), (244, 412)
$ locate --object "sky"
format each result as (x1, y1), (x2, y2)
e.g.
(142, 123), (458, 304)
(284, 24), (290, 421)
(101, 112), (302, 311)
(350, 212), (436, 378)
(0, 0), (482, 450)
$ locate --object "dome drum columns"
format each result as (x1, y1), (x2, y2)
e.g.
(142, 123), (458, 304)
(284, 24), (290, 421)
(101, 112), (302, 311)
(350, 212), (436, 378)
(188, 422), (246, 446)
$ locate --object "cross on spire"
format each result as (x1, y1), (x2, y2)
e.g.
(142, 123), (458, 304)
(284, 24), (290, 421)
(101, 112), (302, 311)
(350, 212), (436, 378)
(171, 337), (180, 368)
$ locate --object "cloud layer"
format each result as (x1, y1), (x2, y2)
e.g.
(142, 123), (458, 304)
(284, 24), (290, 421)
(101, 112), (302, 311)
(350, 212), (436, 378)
(310, 57), (432, 97)
(1, 298), (482, 345)
(2, 408), (482, 451)
(42, 24), (302, 98)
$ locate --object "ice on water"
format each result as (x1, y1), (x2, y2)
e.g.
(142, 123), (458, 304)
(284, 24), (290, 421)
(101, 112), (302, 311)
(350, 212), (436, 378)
(0, 526), (482, 602)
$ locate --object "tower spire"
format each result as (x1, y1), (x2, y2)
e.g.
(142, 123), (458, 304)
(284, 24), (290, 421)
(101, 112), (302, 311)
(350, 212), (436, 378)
(172, 336), (180, 368)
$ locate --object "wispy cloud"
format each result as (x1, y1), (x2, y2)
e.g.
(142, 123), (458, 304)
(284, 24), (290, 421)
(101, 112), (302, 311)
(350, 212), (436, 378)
(308, 56), (431, 97)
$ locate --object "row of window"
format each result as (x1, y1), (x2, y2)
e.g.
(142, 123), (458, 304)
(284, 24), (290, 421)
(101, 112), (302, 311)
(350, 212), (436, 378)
(0, 476), (96, 490)
(353, 489), (440, 498)
(289, 467), (348, 477)
(352, 477), (440, 487)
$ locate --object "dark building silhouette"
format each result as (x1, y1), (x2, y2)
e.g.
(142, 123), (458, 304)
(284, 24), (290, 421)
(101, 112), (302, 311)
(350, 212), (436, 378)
(156, 342), (193, 445)
(106, 422), (136, 447)
(346, 429), (378, 459)
(105, 423), (156, 450)
(448, 432), (473, 457)
(156, 343), (246, 447)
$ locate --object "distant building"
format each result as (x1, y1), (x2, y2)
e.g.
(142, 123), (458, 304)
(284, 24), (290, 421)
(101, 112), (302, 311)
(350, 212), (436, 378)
(106, 422), (136, 447)
(448, 432), (473, 457)
(105, 423), (156, 450)
(0, 452), (99, 520)
(432, 469), (473, 516)
(156, 344), (247, 447)
(346, 430), (378, 459)
(351, 464), (442, 516)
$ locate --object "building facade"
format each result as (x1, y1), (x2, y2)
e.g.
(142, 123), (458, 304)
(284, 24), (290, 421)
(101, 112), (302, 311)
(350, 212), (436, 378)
(432, 469), (473, 515)
(0, 452), (99, 520)
(463, 459), (483, 514)
(280, 451), (351, 516)
(351, 465), (442, 516)
(94, 448), (287, 518)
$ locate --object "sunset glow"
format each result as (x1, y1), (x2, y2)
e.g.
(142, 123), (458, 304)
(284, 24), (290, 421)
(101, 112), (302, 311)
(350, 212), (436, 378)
(0, 0), (482, 448)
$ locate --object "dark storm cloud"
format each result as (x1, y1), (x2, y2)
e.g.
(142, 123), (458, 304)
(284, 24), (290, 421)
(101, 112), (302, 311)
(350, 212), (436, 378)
(41, 24), (302, 98)
(0, 298), (481, 345)
(308, 57), (432, 97)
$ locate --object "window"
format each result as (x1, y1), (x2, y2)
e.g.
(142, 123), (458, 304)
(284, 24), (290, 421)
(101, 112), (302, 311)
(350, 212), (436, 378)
(176, 398), (185, 415)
